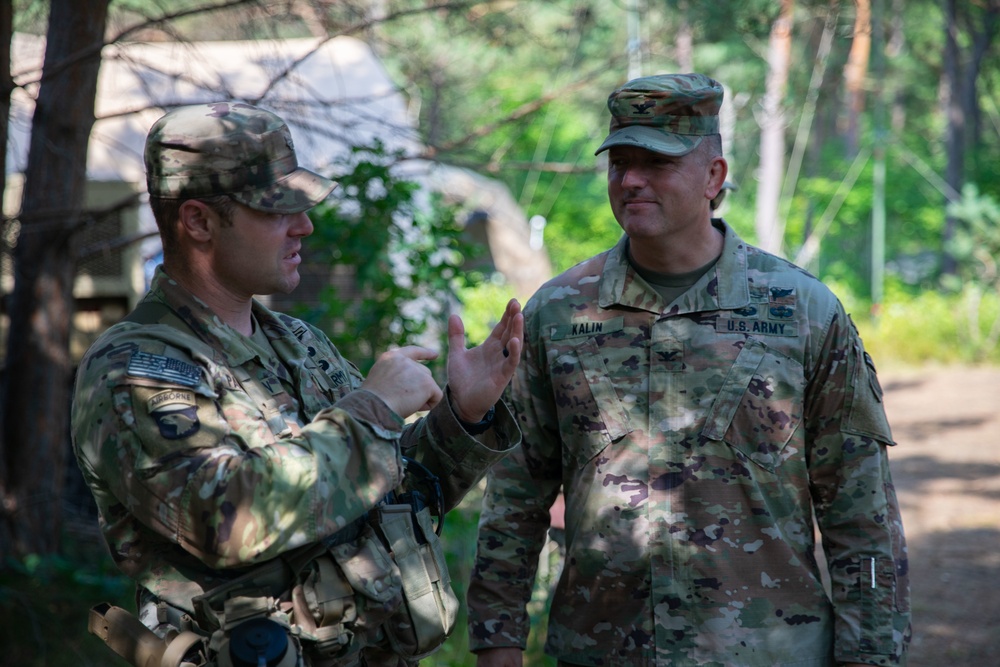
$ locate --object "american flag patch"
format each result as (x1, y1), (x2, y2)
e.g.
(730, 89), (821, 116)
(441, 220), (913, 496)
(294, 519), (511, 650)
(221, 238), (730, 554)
(127, 352), (201, 387)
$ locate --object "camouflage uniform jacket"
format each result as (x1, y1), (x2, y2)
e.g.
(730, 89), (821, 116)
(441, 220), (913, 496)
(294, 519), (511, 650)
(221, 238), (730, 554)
(468, 221), (910, 666)
(72, 267), (518, 616)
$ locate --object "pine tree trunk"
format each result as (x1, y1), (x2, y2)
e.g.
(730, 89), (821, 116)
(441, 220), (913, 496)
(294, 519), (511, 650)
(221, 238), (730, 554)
(0, 0), (109, 562)
(842, 0), (871, 156)
(754, 0), (795, 255)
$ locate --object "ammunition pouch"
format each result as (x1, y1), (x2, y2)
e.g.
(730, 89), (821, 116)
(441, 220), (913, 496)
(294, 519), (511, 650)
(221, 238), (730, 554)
(88, 459), (457, 666)
(369, 503), (459, 661)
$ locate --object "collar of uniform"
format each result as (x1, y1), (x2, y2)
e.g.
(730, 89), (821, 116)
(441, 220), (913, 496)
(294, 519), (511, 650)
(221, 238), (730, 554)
(249, 301), (306, 368)
(597, 220), (751, 313)
(598, 235), (665, 313)
(148, 266), (265, 366)
(711, 219), (752, 310)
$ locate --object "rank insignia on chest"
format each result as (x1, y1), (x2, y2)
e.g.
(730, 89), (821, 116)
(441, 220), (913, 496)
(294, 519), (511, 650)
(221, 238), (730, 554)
(261, 374), (285, 396)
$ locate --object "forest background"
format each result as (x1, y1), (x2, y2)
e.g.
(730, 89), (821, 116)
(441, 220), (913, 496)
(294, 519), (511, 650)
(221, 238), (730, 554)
(0, 0), (998, 665)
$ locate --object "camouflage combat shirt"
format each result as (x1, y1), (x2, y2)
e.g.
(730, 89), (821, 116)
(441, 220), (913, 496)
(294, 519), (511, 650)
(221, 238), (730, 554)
(468, 221), (910, 666)
(72, 267), (518, 615)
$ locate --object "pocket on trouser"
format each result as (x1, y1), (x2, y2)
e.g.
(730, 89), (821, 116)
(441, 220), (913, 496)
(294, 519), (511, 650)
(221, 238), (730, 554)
(371, 504), (459, 661)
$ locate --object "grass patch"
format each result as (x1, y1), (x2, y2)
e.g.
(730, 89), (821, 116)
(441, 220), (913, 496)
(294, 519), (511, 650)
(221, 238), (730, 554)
(1, 543), (133, 666)
(831, 282), (1000, 367)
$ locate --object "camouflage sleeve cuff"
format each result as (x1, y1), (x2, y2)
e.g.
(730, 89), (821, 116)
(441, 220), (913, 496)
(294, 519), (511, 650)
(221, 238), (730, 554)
(403, 392), (520, 513)
(432, 389), (521, 462)
(327, 389), (406, 441)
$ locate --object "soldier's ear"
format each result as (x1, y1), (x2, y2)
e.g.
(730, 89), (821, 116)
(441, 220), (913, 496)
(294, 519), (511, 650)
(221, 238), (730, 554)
(178, 200), (214, 242)
(705, 156), (728, 201)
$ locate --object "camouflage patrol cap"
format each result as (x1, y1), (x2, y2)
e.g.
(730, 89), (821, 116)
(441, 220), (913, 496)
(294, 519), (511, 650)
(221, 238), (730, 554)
(595, 73), (723, 157)
(144, 102), (336, 213)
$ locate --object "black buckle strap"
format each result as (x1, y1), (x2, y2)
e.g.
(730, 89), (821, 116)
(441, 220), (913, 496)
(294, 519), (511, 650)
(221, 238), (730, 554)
(322, 515), (367, 547)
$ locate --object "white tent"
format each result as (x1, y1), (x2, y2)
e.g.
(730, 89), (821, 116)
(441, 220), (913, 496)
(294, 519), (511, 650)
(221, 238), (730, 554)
(8, 34), (421, 186)
(6, 33), (551, 310)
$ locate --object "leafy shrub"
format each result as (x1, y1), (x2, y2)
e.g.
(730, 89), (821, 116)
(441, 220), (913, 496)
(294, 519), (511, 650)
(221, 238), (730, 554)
(832, 279), (1000, 367)
(302, 142), (480, 378)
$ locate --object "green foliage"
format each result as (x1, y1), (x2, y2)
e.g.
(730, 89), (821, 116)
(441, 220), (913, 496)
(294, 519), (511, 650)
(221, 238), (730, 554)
(788, 165), (879, 296)
(373, 1), (626, 273)
(940, 184), (1000, 359)
(822, 180), (1000, 364)
(710, 0), (781, 38)
(945, 184), (1000, 289)
(457, 278), (520, 346)
(831, 278), (1000, 367)
(301, 142), (481, 376)
(375, 1), (624, 159)
(1, 547), (133, 666)
(539, 170), (623, 274)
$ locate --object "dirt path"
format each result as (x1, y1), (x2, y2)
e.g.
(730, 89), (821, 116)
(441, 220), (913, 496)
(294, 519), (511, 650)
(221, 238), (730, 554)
(880, 365), (1000, 666)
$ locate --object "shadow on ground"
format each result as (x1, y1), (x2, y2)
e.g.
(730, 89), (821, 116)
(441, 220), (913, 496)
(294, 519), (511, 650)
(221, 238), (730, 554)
(881, 366), (1000, 667)
(904, 526), (1000, 666)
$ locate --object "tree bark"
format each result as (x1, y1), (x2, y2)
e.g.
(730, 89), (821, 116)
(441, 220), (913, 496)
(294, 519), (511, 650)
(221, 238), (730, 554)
(0, 1), (11, 227)
(842, 0), (871, 156)
(674, 1), (694, 73)
(754, 0), (795, 255)
(0, 0), (11, 550)
(941, 0), (999, 276)
(0, 0), (110, 561)
(962, 3), (1000, 148)
(941, 0), (962, 276)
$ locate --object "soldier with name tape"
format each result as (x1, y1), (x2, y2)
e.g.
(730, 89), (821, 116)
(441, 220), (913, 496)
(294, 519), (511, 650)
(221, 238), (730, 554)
(72, 101), (523, 667)
(468, 74), (910, 667)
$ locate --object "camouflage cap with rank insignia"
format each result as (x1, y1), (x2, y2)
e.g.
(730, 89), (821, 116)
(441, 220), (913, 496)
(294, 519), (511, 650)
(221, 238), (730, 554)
(595, 73), (723, 157)
(144, 101), (336, 213)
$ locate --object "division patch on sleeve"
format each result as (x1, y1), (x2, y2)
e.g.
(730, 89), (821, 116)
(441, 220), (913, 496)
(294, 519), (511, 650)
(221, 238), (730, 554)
(146, 389), (200, 440)
(127, 351), (201, 387)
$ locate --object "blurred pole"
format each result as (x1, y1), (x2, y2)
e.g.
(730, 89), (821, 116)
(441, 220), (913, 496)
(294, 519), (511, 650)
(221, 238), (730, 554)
(627, 0), (642, 80)
(871, 0), (886, 322)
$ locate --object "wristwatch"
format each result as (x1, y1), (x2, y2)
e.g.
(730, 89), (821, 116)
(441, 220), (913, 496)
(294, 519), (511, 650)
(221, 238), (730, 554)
(458, 405), (495, 435)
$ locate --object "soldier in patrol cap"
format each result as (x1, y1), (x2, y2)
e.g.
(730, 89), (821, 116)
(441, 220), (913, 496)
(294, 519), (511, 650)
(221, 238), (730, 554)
(468, 74), (911, 666)
(72, 101), (523, 667)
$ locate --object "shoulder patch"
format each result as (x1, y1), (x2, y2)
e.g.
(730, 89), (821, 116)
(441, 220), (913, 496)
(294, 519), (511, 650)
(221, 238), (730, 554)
(147, 389), (201, 440)
(127, 351), (202, 387)
(147, 389), (196, 412)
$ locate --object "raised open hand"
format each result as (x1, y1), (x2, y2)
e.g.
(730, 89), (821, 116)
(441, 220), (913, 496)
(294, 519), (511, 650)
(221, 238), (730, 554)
(446, 298), (523, 423)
